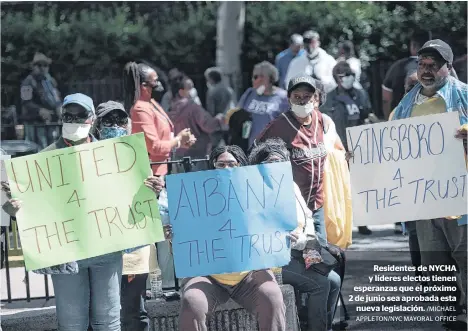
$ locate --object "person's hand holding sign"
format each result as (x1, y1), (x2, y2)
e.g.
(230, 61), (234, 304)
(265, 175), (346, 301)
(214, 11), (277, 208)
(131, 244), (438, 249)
(163, 224), (173, 240)
(345, 151), (354, 163)
(455, 124), (468, 153)
(144, 176), (165, 196)
(1, 181), (22, 217)
(143, 176), (173, 241)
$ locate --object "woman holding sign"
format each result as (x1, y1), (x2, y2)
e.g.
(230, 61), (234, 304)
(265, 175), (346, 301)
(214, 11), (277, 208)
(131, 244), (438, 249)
(170, 145), (287, 331)
(2, 96), (165, 331)
(2, 94), (124, 331)
(249, 138), (341, 331)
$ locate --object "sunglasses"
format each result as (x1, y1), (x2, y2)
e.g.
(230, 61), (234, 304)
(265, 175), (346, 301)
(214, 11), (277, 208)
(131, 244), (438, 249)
(62, 112), (92, 123)
(35, 63), (49, 68)
(101, 115), (128, 127)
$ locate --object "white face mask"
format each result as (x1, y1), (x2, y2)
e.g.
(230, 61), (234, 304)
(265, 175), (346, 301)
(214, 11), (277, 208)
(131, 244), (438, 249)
(62, 123), (92, 142)
(256, 85), (266, 95)
(189, 88), (198, 99)
(290, 102), (315, 118)
(341, 75), (355, 90)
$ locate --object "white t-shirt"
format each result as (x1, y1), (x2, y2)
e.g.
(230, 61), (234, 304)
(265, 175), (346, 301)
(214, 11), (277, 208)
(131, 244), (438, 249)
(285, 48), (337, 93)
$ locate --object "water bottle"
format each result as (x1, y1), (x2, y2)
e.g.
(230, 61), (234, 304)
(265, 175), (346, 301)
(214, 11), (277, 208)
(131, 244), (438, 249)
(149, 270), (163, 299)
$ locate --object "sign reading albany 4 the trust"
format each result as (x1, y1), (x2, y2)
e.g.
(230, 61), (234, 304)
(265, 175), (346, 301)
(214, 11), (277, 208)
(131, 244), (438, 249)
(166, 162), (298, 278)
(347, 112), (467, 226)
(5, 133), (164, 271)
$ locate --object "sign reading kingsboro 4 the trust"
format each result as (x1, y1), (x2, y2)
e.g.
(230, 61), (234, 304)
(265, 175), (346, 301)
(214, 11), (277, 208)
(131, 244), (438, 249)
(166, 162), (298, 278)
(347, 112), (467, 226)
(5, 133), (165, 271)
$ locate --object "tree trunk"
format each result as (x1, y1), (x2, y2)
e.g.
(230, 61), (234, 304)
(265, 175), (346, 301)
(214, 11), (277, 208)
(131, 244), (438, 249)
(216, 1), (245, 102)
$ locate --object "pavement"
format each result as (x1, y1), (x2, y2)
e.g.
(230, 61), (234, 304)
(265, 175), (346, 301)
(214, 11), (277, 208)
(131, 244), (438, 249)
(337, 225), (452, 331)
(0, 225), (463, 330)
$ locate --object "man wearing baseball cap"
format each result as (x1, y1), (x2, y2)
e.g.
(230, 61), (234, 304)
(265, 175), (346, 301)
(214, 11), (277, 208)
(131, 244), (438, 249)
(43, 92), (97, 151)
(256, 74), (328, 245)
(391, 39), (468, 330)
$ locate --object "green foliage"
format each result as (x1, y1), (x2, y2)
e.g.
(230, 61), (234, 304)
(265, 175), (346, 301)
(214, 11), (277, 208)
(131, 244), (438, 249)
(243, 1), (467, 71)
(1, 1), (466, 106)
(1, 2), (218, 103)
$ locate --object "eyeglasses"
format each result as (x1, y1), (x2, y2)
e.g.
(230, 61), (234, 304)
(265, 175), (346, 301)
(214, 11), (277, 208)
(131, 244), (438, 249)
(214, 161), (239, 169)
(101, 115), (128, 127)
(62, 112), (92, 123)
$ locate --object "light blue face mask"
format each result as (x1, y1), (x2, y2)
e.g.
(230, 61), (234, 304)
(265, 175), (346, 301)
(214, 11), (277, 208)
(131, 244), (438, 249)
(100, 127), (128, 140)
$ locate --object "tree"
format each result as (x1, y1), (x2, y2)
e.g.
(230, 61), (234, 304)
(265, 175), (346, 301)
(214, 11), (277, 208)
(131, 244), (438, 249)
(216, 1), (245, 100)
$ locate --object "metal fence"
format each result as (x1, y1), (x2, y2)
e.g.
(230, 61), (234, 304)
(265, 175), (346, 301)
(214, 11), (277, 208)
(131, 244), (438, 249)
(1, 219), (52, 303)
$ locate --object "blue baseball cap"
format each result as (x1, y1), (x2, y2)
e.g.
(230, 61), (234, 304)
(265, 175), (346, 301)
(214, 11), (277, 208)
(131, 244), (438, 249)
(62, 93), (95, 115)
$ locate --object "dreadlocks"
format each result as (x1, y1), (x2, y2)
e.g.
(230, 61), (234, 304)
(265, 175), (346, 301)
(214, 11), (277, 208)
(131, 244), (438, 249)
(249, 138), (290, 165)
(123, 62), (155, 113)
(208, 145), (249, 170)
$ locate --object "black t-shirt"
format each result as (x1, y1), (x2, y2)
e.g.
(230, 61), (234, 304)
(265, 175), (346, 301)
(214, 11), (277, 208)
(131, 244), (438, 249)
(382, 57), (418, 110)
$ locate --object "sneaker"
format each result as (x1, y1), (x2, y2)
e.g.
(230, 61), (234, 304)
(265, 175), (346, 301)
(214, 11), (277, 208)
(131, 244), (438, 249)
(358, 226), (372, 235)
(394, 223), (403, 234)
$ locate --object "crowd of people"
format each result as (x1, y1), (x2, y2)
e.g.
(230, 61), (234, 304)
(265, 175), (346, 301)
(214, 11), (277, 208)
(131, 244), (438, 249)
(1, 28), (467, 331)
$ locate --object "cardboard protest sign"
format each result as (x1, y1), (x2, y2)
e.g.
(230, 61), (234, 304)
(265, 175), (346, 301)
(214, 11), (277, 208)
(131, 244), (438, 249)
(5, 133), (164, 271)
(166, 162), (297, 278)
(1, 155), (11, 227)
(347, 112), (467, 226)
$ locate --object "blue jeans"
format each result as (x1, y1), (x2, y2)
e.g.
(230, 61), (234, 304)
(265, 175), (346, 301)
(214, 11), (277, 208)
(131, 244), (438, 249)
(51, 252), (123, 331)
(312, 207), (327, 247)
(283, 257), (341, 331)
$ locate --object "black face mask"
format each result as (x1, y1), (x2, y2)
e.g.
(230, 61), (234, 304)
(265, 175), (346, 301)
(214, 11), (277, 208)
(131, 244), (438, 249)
(151, 81), (164, 100)
(153, 81), (164, 93)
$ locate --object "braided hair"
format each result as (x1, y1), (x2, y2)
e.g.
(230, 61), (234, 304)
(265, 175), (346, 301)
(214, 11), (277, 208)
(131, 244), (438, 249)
(123, 62), (155, 113)
(208, 145), (249, 170)
(249, 138), (290, 165)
